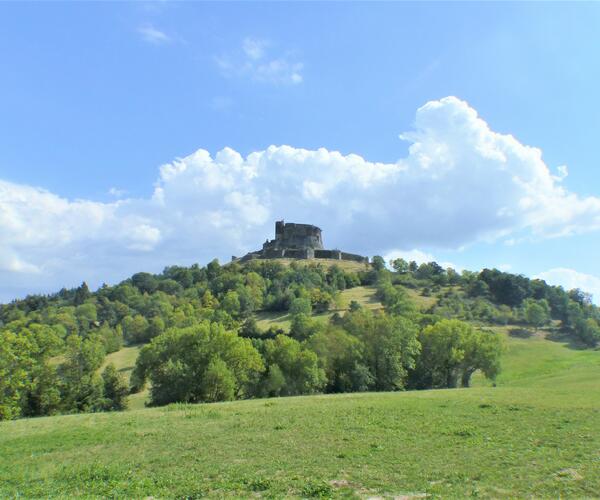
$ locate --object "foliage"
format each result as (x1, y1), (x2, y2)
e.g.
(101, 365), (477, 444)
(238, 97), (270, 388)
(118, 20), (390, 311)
(2, 252), (599, 420)
(133, 321), (264, 406)
(100, 364), (129, 411)
(411, 319), (503, 389)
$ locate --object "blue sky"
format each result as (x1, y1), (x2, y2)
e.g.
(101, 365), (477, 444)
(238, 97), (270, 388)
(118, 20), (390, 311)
(2, 2), (600, 302)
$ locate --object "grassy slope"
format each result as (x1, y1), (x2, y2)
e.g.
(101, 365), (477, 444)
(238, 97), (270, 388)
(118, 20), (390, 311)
(256, 285), (382, 332)
(3, 285), (600, 497)
(101, 346), (147, 410)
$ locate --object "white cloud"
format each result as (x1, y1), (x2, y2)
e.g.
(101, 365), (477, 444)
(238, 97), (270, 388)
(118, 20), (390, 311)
(536, 268), (600, 305)
(383, 249), (458, 271)
(138, 24), (171, 45)
(3, 96), (600, 301)
(242, 37), (267, 61)
(108, 187), (127, 198)
(217, 38), (303, 85)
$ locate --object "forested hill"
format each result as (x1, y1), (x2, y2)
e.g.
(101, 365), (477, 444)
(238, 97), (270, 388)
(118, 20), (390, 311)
(1, 256), (599, 421)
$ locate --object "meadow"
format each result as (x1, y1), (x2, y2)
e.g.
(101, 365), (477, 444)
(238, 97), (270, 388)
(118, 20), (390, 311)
(1, 287), (599, 498)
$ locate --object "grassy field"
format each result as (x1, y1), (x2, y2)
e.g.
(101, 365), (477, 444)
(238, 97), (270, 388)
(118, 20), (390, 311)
(256, 286), (382, 332)
(101, 346), (147, 410)
(3, 286), (600, 497)
(229, 257), (371, 274)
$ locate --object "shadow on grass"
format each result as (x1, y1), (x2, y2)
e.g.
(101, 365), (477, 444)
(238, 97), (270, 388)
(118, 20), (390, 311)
(508, 328), (534, 339)
(545, 330), (591, 351)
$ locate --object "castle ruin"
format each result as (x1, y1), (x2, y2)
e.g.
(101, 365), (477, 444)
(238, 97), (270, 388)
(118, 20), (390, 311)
(234, 220), (368, 263)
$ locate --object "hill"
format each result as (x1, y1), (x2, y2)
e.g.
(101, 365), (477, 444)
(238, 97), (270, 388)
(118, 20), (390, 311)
(2, 326), (599, 497)
(2, 255), (600, 497)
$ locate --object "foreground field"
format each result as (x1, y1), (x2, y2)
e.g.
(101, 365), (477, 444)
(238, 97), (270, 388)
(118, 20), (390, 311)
(1, 385), (599, 498)
(2, 327), (600, 498)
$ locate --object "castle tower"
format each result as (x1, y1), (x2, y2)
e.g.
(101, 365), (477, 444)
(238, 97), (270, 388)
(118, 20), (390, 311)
(275, 220), (285, 240)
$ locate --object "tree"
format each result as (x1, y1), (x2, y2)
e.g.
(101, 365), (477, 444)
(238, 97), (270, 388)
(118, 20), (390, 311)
(310, 288), (333, 313)
(348, 300), (362, 312)
(100, 363), (129, 411)
(258, 335), (326, 397)
(239, 316), (261, 338)
(412, 319), (502, 389)
(0, 330), (34, 420)
(341, 309), (420, 391)
(307, 326), (371, 393)
(202, 358), (236, 402)
(523, 299), (550, 331)
(222, 290), (241, 318)
(133, 321), (264, 406)
(158, 279), (183, 295)
(289, 314), (323, 342)
(73, 282), (91, 306)
(131, 272), (158, 294)
(390, 258), (409, 274)
(289, 297), (312, 316)
(371, 255), (386, 271)
(58, 335), (105, 412)
(574, 318), (600, 346)
(121, 315), (150, 343)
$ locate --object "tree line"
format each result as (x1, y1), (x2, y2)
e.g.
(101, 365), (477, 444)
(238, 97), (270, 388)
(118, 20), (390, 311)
(1, 255), (597, 419)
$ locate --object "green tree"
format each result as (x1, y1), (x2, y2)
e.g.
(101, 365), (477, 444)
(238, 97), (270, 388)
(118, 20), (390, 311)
(258, 335), (326, 397)
(133, 321), (264, 405)
(202, 358), (236, 402)
(574, 318), (600, 345)
(58, 335), (105, 412)
(289, 297), (312, 316)
(222, 290), (241, 318)
(0, 330), (34, 420)
(131, 272), (159, 294)
(100, 363), (129, 411)
(307, 326), (371, 393)
(413, 319), (502, 389)
(523, 299), (550, 331)
(121, 315), (150, 343)
(390, 258), (409, 274)
(341, 309), (420, 391)
(371, 255), (386, 271)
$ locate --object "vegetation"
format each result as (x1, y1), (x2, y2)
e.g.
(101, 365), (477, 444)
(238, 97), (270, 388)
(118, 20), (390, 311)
(1, 256), (599, 420)
(1, 255), (600, 496)
(1, 325), (599, 497)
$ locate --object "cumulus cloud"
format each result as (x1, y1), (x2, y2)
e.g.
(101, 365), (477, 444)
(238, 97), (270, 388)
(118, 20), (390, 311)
(216, 37), (303, 85)
(536, 268), (600, 305)
(2, 96), (600, 301)
(383, 249), (458, 271)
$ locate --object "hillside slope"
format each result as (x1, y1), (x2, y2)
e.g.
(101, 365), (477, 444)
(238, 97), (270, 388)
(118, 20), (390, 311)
(2, 321), (599, 498)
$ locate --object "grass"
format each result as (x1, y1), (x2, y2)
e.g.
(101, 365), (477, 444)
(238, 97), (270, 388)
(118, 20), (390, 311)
(256, 286), (382, 332)
(249, 257), (371, 274)
(1, 377), (599, 497)
(4, 285), (600, 497)
(101, 345), (148, 410)
(403, 287), (438, 311)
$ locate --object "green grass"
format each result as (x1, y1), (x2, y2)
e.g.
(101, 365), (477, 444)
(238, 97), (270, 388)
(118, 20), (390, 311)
(101, 345), (148, 410)
(403, 287), (438, 311)
(4, 287), (600, 497)
(2, 329), (600, 497)
(1, 380), (599, 497)
(472, 326), (600, 397)
(256, 286), (382, 332)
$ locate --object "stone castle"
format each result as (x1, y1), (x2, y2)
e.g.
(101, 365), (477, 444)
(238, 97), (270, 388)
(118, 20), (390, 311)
(234, 220), (368, 263)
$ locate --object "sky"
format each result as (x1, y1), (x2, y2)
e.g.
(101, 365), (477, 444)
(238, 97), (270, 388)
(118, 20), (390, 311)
(2, 2), (600, 303)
